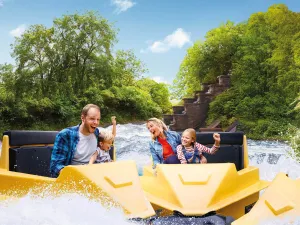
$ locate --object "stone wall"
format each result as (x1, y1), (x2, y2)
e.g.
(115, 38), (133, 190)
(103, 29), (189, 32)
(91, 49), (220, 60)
(164, 74), (231, 131)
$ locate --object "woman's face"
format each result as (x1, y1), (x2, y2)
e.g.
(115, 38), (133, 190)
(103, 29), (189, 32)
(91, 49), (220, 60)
(147, 121), (162, 138)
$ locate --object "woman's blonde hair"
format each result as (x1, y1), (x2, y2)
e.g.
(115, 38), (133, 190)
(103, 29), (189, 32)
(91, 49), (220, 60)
(146, 118), (168, 140)
(183, 128), (196, 143)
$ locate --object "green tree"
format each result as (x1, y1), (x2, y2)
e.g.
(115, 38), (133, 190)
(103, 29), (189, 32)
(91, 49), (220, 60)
(112, 50), (147, 87)
(0, 11), (172, 133)
(173, 4), (300, 139)
(172, 21), (244, 99)
(136, 78), (172, 114)
(171, 41), (202, 99)
(11, 11), (117, 99)
(209, 4), (300, 138)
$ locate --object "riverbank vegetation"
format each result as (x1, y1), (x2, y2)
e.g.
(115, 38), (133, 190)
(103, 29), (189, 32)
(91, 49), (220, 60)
(172, 4), (300, 141)
(0, 12), (171, 134)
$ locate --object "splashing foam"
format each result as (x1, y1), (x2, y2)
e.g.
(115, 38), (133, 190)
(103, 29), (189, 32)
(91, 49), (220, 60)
(0, 194), (134, 225)
(258, 217), (300, 225)
(248, 139), (300, 180)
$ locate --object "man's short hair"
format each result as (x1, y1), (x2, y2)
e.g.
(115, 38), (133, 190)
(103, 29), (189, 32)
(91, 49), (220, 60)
(81, 104), (100, 117)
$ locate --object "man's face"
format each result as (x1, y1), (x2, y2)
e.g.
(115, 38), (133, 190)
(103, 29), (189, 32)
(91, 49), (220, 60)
(81, 107), (101, 134)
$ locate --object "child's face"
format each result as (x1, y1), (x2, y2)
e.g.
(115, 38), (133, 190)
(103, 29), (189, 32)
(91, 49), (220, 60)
(181, 131), (193, 147)
(99, 140), (113, 151)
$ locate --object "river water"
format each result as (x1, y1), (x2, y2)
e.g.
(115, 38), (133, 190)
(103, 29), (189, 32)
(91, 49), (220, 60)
(0, 123), (299, 225)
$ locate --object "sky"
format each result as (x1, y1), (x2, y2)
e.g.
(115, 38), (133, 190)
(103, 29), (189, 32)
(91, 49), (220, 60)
(0, 0), (300, 84)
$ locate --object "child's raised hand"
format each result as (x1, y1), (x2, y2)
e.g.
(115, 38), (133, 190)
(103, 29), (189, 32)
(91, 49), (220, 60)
(111, 116), (116, 125)
(213, 133), (221, 143)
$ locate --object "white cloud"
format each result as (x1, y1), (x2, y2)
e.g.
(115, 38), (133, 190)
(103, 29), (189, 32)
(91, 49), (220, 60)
(10, 24), (27, 37)
(149, 41), (169, 53)
(166, 28), (191, 48)
(152, 76), (169, 84)
(112, 0), (136, 14)
(141, 28), (191, 54)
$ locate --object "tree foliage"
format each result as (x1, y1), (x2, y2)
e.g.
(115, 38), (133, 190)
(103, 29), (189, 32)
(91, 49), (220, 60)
(172, 4), (300, 139)
(172, 21), (244, 99)
(0, 11), (172, 131)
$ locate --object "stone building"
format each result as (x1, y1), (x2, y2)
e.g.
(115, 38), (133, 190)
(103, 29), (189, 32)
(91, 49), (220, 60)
(163, 74), (231, 131)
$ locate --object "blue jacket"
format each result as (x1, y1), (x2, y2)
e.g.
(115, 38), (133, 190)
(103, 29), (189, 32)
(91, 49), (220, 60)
(149, 130), (181, 169)
(50, 124), (99, 178)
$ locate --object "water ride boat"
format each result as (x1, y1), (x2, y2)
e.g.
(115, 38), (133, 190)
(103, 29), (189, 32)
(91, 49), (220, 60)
(0, 130), (299, 224)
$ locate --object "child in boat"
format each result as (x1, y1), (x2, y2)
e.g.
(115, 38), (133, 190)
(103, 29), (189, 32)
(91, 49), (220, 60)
(89, 116), (116, 164)
(176, 128), (221, 164)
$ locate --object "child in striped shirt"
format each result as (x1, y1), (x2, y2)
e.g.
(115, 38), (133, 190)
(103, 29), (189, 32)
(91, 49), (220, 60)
(176, 128), (221, 164)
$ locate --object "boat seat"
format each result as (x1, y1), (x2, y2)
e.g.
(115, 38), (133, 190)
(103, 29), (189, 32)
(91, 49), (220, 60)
(3, 130), (115, 177)
(178, 132), (245, 170)
(4, 130), (59, 177)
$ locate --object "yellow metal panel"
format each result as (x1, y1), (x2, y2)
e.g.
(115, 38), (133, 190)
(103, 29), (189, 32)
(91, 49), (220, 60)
(0, 135), (9, 170)
(112, 144), (116, 161)
(140, 163), (269, 216)
(143, 165), (155, 177)
(217, 192), (259, 219)
(265, 195), (294, 215)
(179, 172), (211, 185)
(0, 161), (155, 219)
(0, 169), (55, 197)
(104, 175), (133, 188)
(54, 160), (155, 218)
(243, 135), (249, 168)
(233, 173), (300, 225)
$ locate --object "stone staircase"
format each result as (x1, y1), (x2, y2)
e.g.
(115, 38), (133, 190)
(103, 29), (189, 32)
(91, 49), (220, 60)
(164, 74), (231, 131)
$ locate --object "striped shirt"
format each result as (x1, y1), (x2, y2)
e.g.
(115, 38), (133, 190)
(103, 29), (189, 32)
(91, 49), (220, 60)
(177, 142), (219, 164)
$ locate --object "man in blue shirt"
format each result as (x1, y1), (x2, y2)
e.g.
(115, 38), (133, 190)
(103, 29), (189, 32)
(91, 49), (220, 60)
(50, 104), (100, 177)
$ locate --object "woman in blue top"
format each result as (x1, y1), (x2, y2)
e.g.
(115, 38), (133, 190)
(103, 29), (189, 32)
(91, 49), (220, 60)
(146, 118), (182, 169)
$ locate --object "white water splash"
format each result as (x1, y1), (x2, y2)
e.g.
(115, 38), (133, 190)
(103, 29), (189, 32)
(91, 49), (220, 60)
(0, 194), (135, 225)
(259, 217), (300, 225)
(247, 139), (300, 180)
